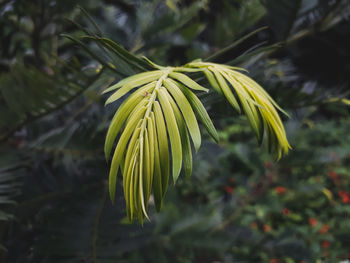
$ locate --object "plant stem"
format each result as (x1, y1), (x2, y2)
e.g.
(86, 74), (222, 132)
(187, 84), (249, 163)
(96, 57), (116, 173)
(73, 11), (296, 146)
(140, 68), (172, 135)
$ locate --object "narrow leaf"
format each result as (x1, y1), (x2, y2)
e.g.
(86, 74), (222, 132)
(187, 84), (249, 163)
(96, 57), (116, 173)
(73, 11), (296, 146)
(167, 91), (193, 179)
(157, 87), (182, 183)
(210, 67), (241, 113)
(203, 69), (223, 95)
(163, 78), (201, 151)
(153, 102), (170, 196)
(169, 72), (209, 92)
(109, 107), (146, 202)
(103, 71), (162, 94)
(105, 77), (158, 105)
(104, 84), (153, 160)
(172, 79), (219, 142)
(151, 112), (163, 211)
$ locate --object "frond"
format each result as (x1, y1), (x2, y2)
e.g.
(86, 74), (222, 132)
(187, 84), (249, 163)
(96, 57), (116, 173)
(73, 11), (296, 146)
(104, 58), (291, 222)
(0, 63), (100, 141)
(186, 60), (291, 160)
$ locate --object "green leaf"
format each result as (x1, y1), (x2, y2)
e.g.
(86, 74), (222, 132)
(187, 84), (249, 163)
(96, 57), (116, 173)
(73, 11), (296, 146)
(123, 128), (141, 192)
(203, 70), (223, 95)
(138, 129), (149, 221)
(167, 91), (193, 179)
(163, 78), (201, 151)
(146, 117), (155, 204)
(83, 36), (154, 72)
(109, 107), (146, 202)
(105, 77), (158, 105)
(103, 71), (162, 94)
(151, 112), (163, 212)
(104, 85), (153, 160)
(227, 43), (281, 66)
(102, 55), (291, 221)
(124, 133), (140, 220)
(210, 67), (241, 113)
(77, 5), (102, 36)
(61, 34), (121, 75)
(172, 79), (219, 142)
(157, 87), (182, 183)
(234, 71), (289, 116)
(153, 102), (170, 197)
(143, 128), (152, 209)
(169, 72), (209, 92)
(221, 71), (263, 144)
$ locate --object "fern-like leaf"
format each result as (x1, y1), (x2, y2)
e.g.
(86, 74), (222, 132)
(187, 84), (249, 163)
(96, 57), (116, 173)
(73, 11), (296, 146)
(104, 58), (291, 222)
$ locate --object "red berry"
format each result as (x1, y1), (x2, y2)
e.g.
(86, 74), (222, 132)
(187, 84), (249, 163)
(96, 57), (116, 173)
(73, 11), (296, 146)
(339, 191), (350, 204)
(263, 224), (272, 232)
(319, 224), (329, 234)
(275, 186), (287, 194)
(282, 208), (289, 215)
(308, 218), (318, 227)
(224, 185), (234, 194)
(321, 241), (330, 249)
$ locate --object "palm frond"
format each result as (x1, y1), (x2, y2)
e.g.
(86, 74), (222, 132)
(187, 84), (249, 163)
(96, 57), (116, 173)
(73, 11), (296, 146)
(0, 63), (101, 141)
(104, 58), (291, 222)
(0, 171), (20, 221)
(0, 148), (26, 221)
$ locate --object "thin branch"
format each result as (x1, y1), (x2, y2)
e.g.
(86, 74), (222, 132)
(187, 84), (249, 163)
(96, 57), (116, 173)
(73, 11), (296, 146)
(205, 26), (269, 62)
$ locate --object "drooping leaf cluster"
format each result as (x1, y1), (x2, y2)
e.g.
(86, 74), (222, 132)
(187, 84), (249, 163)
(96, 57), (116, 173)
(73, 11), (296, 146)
(104, 58), (290, 221)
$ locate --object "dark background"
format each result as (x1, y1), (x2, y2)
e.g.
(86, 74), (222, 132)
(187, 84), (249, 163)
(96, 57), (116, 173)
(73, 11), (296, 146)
(1, 0), (350, 262)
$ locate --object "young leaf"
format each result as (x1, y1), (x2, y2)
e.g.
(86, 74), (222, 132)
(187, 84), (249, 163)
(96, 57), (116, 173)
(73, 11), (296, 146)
(163, 78), (201, 151)
(109, 107), (146, 202)
(153, 101), (170, 197)
(157, 87), (182, 183)
(169, 72), (209, 92)
(172, 79), (219, 142)
(167, 91), (193, 179)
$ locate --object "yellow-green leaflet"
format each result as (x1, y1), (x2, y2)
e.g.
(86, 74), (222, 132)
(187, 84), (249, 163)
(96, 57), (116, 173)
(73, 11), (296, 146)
(103, 70), (162, 94)
(138, 131), (149, 220)
(222, 71), (263, 144)
(157, 87), (182, 183)
(109, 106), (146, 202)
(186, 60), (246, 71)
(210, 67), (241, 113)
(168, 72), (209, 92)
(167, 91), (193, 179)
(123, 127), (141, 191)
(203, 69), (223, 95)
(233, 70), (289, 117)
(133, 162), (140, 222)
(105, 91), (149, 160)
(143, 128), (151, 209)
(146, 117), (155, 201)
(151, 112), (163, 211)
(172, 79), (219, 142)
(186, 61), (290, 158)
(153, 101), (170, 197)
(173, 67), (205, 73)
(163, 78), (201, 151)
(125, 140), (139, 220)
(105, 77), (157, 105)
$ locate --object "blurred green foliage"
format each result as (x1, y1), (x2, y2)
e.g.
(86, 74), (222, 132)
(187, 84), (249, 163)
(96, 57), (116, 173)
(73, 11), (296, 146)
(0, 0), (350, 262)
